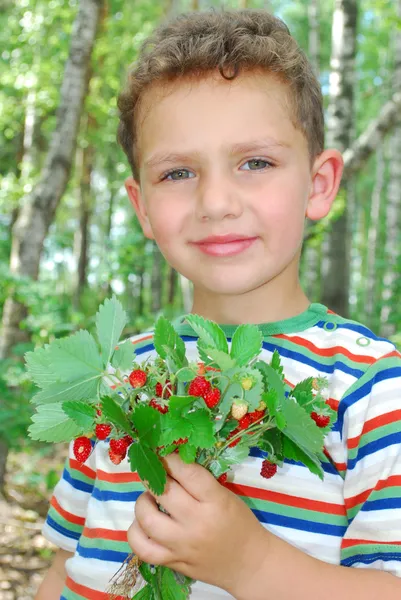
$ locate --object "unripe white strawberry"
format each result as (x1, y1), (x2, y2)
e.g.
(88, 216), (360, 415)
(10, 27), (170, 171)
(257, 400), (267, 411)
(231, 399), (248, 420)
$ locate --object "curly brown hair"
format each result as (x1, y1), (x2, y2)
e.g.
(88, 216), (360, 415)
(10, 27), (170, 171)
(117, 8), (324, 180)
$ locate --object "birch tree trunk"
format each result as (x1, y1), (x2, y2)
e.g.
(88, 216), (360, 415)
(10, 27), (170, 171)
(0, 0), (103, 360)
(381, 2), (401, 337)
(321, 0), (358, 316)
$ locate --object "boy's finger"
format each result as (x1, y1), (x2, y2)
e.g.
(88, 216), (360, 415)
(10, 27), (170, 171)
(127, 519), (172, 567)
(162, 453), (222, 501)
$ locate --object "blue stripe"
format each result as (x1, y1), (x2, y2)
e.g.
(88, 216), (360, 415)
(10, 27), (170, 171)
(341, 552), (401, 567)
(252, 508), (347, 536)
(77, 543), (129, 563)
(92, 487), (143, 502)
(262, 341), (365, 379)
(316, 320), (391, 344)
(361, 497), (401, 511)
(248, 447), (342, 476)
(63, 468), (94, 494)
(46, 515), (81, 541)
(337, 366), (401, 436)
(347, 432), (401, 470)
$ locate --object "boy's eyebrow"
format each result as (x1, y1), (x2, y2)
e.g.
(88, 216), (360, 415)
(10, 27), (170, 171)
(144, 137), (290, 170)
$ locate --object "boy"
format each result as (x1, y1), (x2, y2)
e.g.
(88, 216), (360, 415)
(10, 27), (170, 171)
(36, 8), (401, 600)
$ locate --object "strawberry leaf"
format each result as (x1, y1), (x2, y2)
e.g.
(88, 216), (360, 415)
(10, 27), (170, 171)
(101, 395), (132, 434)
(184, 314), (228, 353)
(270, 350), (284, 381)
(186, 409), (215, 448)
(131, 404), (161, 447)
(202, 348), (236, 371)
(160, 415), (192, 446)
(111, 340), (136, 372)
(128, 443), (166, 495)
(160, 566), (190, 600)
(29, 404), (85, 442)
(62, 401), (96, 429)
(25, 345), (59, 388)
(154, 316), (177, 359)
(280, 396), (325, 455)
(168, 395), (197, 416)
(132, 585), (153, 599)
(282, 436), (324, 480)
(96, 295), (128, 366)
(179, 443), (197, 463)
(31, 377), (100, 405)
(50, 330), (103, 381)
(230, 324), (263, 367)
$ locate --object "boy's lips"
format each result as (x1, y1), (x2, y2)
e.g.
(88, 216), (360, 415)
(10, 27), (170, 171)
(191, 233), (258, 257)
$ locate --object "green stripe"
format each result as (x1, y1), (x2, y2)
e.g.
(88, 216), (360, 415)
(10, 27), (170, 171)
(67, 462), (94, 486)
(347, 486), (401, 519)
(342, 355), (401, 402)
(241, 496), (347, 526)
(348, 421), (401, 460)
(79, 535), (131, 553)
(95, 479), (144, 493)
(61, 584), (85, 600)
(48, 506), (83, 534)
(341, 543), (401, 560)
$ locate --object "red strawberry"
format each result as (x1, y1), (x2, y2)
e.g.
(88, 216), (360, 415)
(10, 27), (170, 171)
(123, 435), (134, 447)
(227, 427), (241, 447)
(188, 376), (211, 399)
(173, 437), (188, 445)
(110, 438), (129, 455)
(109, 449), (126, 465)
(129, 369), (147, 388)
(73, 437), (92, 464)
(149, 398), (169, 414)
(311, 412), (330, 428)
(238, 414), (252, 430)
(155, 381), (173, 398)
(95, 424), (112, 440)
(248, 409), (265, 424)
(204, 387), (221, 409)
(218, 473), (228, 485)
(260, 460), (277, 479)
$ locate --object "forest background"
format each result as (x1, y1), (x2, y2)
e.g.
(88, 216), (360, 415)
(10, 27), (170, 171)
(0, 0), (400, 597)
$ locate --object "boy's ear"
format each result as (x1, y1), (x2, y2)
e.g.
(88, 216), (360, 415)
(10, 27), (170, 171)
(306, 149), (344, 220)
(125, 176), (155, 240)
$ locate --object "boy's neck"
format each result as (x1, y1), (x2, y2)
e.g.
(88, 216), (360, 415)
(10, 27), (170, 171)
(190, 280), (311, 326)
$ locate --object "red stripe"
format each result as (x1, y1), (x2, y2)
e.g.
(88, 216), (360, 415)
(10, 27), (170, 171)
(132, 334), (154, 345)
(96, 469), (142, 484)
(345, 475), (401, 510)
(70, 459), (96, 480)
(66, 576), (126, 600)
(82, 526), (127, 542)
(348, 409), (401, 450)
(323, 449), (346, 472)
(51, 496), (85, 527)
(274, 334), (375, 365)
(342, 538), (401, 549)
(226, 482), (346, 515)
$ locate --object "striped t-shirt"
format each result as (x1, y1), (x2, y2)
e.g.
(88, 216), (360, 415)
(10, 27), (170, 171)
(42, 303), (401, 599)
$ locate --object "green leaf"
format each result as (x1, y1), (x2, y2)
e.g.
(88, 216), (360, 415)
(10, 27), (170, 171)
(128, 443), (167, 495)
(216, 418), (238, 438)
(176, 368), (196, 382)
(160, 414), (192, 446)
(259, 428), (283, 458)
(50, 330), (103, 381)
(168, 395), (197, 416)
(179, 443), (197, 463)
(101, 396), (132, 434)
(280, 396), (325, 455)
(161, 566), (190, 600)
(230, 324), (263, 367)
(275, 412), (287, 430)
(62, 401), (96, 429)
(282, 436), (324, 480)
(96, 295), (128, 366)
(202, 348), (236, 371)
(163, 346), (183, 371)
(175, 335), (187, 364)
(186, 409), (215, 448)
(111, 340), (136, 372)
(219, 443), (251, 466)
(184, 314), (228, 353)
(290, 377), (314, 401)
(271, 350), (284, 381)
(25, 345), (59, 388)
(138, 562), (155, 585)
(154, 316), (177, 359)
(31, 377), (100, 405)
(29, 404), (86, 442)
(132, 584), (154, 600)
(131, 404), (161, 447)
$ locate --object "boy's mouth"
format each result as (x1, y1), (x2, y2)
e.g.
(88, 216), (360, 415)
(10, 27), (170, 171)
(191, 233), (258, 257)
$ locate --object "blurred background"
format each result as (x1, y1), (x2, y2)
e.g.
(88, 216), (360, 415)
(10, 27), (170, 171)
(0, 0), (400, 597)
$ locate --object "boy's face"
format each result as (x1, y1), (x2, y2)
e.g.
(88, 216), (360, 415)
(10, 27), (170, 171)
(127, 71), (326, 299)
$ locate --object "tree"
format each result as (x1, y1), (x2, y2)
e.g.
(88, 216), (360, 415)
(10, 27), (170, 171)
(0, 0), (103, 360)
(321, 0), (358, 316)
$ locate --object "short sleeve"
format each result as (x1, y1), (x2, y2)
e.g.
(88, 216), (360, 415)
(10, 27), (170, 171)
(339, 350), (401, 576)
(42, 439), (96, 552)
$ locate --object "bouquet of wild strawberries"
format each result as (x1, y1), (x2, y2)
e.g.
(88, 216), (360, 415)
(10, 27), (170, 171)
(25, 297), (335, 600)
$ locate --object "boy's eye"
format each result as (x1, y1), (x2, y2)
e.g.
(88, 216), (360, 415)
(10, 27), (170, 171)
(241, 159), (271, 171)
(162, 169), (195, 181)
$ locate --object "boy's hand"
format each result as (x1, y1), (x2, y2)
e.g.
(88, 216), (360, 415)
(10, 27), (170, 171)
(128, 453), (270, 594)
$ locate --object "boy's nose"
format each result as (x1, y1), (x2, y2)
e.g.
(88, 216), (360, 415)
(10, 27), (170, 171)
(195, 172), (243, 221)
